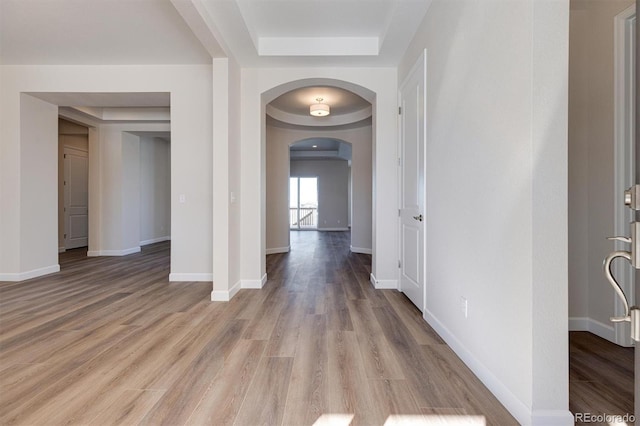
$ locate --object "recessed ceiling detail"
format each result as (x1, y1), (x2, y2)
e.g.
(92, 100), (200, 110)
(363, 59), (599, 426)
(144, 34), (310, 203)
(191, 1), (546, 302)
(290, 138), (352, 161)
(201, 0), (433, 67)
(258, 37), (379, 57)
(268, 86), (371, 128)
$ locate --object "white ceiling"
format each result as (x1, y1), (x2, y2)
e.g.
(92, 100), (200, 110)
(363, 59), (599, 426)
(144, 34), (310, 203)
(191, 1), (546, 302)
(0, 0), (431, 68)
(0, 0), (211, 65)
(26, 92), (170, 107)
(201, 0), (432, 67)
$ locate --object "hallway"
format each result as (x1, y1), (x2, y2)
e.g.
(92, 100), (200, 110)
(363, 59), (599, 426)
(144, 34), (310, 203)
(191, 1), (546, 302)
(0, 233), (515, 425)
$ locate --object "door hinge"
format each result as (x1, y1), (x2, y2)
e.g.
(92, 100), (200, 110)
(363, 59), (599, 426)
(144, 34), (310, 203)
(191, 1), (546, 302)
(398, 209), (401, 217)
(64, 154), (67, 158)
(64, 180), (66, 186)
(64, 233), (67, 239)
(398, 106), (402, 115)
(398, 260), (401, 268)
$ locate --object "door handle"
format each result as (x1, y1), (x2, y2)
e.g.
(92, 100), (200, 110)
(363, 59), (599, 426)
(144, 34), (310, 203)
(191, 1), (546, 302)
(602, 184), (640, 342)
(413, 214), (423, 222)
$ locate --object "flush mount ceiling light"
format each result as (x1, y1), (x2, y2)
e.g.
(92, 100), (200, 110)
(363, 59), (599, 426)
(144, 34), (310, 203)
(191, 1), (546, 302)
(310, 97), (330, 117)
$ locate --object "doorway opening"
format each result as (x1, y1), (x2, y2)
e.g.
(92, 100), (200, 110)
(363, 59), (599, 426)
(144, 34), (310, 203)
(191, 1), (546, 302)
(58, 118), (89, 253)
(289, 177), (318, 230)
(264, 81), (372, 260)
(567, 2), (636, 419)
(19, 92), (172, 273)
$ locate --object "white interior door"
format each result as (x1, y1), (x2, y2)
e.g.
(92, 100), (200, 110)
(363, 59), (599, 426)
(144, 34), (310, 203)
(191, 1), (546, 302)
(399, 50), (426, 312)
(64, 147), (88, 249)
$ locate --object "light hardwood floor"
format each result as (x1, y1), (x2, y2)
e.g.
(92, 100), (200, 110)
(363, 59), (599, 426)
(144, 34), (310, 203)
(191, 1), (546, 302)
(1, 231), (517, 425)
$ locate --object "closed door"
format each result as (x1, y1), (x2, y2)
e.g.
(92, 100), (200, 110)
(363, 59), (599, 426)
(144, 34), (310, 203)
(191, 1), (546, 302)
(64, 147), (88, 249)
(398, 51), (427, 312)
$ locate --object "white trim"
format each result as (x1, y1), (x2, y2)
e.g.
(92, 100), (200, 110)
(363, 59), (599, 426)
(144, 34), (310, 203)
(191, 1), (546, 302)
(242, 273), (268, 289)
(169, 273), (213, 282)
(531, 410), (576, 426)
(568, 316), (618, 344)
(58, 246), (66, 253)
(87, 247), (141, 257)
(317, 227), (350, 232)
(350, 246), (372, 254)
(613, 4), (636, 348)
(423, 308), (545, 426)
(266, 246), (290, 255)
(0, 264), (60, 282)
(369, 273), (398, 290)
(211, 280), (242, 302)
(140, 236), (171, 246)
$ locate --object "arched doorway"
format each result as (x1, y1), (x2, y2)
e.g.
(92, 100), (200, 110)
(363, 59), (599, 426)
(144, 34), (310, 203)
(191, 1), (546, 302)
(238, 70), (399, 290)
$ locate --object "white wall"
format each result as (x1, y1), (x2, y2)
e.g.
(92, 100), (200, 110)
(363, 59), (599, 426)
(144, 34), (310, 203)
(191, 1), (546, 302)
(121, 132), (141, 252)
(291, 160), (349, 232)
(265, 123), (372, 254)
(140, 136), (171, 245)
(568, 0), (635, 341)
(400, 0), (570, 424)
(211, 57), (243, 299)
(0, 65), (212, 280)
(241, 71), (395, 287)
(3, 94), (60, 280)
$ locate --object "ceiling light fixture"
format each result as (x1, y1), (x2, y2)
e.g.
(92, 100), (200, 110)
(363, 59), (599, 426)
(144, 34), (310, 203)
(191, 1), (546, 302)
(310, 97), (330, 117)
(312, 145), (318, 148)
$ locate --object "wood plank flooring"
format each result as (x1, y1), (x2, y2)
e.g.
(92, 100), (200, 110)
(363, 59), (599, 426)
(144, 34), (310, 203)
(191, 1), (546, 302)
(569, 331), (635, 425)
(0, 232), (517, 425)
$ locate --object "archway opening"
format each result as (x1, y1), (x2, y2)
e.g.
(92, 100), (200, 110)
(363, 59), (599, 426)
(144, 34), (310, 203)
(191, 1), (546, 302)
(263, 80), (374, 265)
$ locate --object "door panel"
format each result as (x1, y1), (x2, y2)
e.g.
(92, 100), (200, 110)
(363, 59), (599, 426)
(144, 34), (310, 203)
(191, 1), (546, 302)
(64, 148), (88, 249)
(399, 50), (426, 312)
(632, 0), (640, 416)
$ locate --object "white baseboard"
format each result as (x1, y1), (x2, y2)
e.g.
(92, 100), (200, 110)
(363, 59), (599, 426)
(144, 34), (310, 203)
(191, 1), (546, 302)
(266, 246), (290, 255)
(242, 273), (268, 289)
(0, 264), (60, 282)
(531, 410), (575, 426)
(140, 236), (171, 246)
(351, 246), (372, 254)
(87, 247), (141, 257)
(568, 316), (616, 343)
(423, 308), (531, 425)
(212, 274), (267, 301)
(211, 280), (242, 301)
(369, 273), (398, 289)
(317, 227), (350, 231)
(58, 246), (66, 253)
(169, 273), (213, 282)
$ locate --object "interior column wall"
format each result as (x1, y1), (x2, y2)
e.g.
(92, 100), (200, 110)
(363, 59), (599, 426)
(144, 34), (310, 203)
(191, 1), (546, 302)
(212, 57), (243, 300)
(18, 94), (59, 278)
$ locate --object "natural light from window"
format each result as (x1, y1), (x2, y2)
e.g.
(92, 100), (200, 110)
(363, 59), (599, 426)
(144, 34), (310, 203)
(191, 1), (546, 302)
(311, 414), (487, 425)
